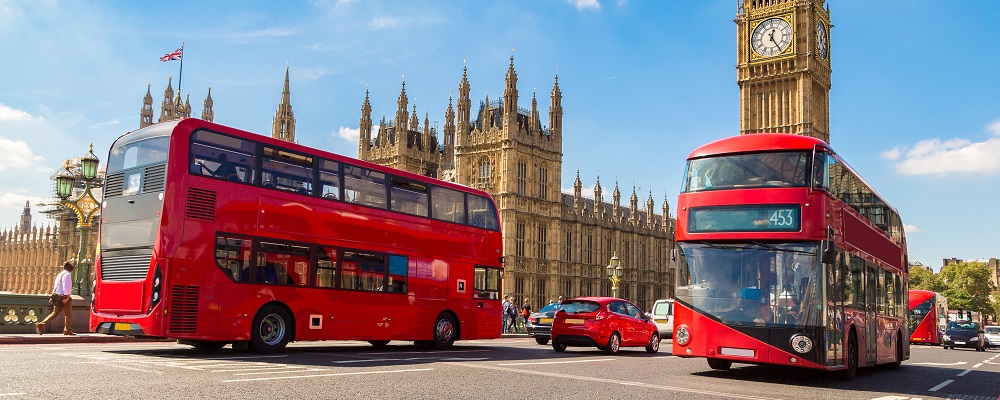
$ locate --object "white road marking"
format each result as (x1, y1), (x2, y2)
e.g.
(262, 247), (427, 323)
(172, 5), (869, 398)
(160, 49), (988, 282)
(909, 361), (967, 366)
(972, 363), (983, 368)
(957, 369), (972, 377)
(448, 362), (781, 400)
(222, 367), (434, 382)
(231, 368), (330, 376)
(870, 396), (920, 400)
(0, 394), (26, 397)
(497, 358), (615, 366)
(211, 366), (308, 373)
(98, 363), (164, 375)
(366, 349), (490, 355)
(928, 380), (953, 392)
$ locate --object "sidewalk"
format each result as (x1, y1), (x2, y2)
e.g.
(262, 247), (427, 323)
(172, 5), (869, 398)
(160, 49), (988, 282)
(1, 333), (531, 345)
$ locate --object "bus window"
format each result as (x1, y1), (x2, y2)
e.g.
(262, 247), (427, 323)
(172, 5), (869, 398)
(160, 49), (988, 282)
(315, 247), (338, 288)
(257, 241), (310, 286)
(342, 250), (386, 292)
(474, 266), (501, 300)
(215, 235), (252, 282)
(190, 130), (256, 183)
(391, 179), (429, 217)
(108, 136), (169, 174)
(261, 147), (314, 195)
(344, 165), (387, 209)
(431, 186), (466, 224)
(318, 159), (342, 200)
(467, 195), (499, 230)
(387, 255), (408, 294)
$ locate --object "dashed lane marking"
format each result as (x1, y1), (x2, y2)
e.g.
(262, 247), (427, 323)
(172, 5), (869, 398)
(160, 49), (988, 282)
(221, 367), (434, 382)
(497, 358), (615, 366)
(928, 380), (954, 392)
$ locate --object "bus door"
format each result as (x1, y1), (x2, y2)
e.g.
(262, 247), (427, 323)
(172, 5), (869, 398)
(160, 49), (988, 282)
(864, 264), (878, 365)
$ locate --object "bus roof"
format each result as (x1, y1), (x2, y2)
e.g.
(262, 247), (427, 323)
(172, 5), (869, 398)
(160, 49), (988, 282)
(687, 133), (829, 160)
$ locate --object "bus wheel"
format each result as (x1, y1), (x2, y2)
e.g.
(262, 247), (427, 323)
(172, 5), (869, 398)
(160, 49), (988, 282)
(369, 340), (390, 348)
(188, 340), (226, 352)
(888, 334), (903, 369)
(840, 330), (858, 380)
(431, 314), (457, 349)
(707, 358), (732, 370)
(603, 332), (621, 354)
(535, 337), (550, 345)
(250, 305), (291, 354)
(646, 332), (660, 353)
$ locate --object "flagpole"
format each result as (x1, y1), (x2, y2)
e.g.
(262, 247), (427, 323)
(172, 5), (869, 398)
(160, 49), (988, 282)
(177, 41), (185, 96)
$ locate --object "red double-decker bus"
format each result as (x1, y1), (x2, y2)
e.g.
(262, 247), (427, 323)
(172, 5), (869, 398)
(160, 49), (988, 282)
(671, 134), (908, 379)
(91, 119), (504, 352)
(908, 290), (946, 345)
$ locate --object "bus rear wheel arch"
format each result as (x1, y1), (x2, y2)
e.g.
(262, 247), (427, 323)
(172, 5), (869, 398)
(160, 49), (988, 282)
(250, 303), (294, 353)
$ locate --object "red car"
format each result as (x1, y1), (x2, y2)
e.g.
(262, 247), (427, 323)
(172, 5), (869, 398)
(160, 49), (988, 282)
(550, 297), (660, 354)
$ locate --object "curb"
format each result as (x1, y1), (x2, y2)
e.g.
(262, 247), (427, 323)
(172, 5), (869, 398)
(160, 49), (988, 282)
(0, 333), (172, 345)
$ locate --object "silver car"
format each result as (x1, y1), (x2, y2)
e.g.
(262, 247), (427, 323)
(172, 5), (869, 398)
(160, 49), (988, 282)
(985, 326), (1000, 349)
(650, 299), (674, 339)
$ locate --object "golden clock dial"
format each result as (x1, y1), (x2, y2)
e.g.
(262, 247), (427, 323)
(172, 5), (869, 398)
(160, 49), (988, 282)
(816, 21), (829, 60)
(751, 17), (793, 57)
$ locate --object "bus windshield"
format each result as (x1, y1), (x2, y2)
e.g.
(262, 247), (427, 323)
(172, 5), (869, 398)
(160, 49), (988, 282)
(107, 136), (170, 174)
(682, 151), (810, 192)
(907, 296), (934, 334)
(674, 242), (822, 328)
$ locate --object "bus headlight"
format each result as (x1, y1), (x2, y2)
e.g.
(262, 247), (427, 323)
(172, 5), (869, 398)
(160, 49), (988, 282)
(675, 325), (691, 346)
(790, 334), (813, 354)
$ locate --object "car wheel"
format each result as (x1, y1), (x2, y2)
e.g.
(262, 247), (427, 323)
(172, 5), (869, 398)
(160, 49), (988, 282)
(431, 313), (457, 349)
(604, 332), (621, 355)
(535, 337), (550, 345)
(368, 340), (390, 348)
(646, 332), (660, 353)
(552, 341), (567, 352)
(249, 304), (292, 354)
(707, 358), (732, 370)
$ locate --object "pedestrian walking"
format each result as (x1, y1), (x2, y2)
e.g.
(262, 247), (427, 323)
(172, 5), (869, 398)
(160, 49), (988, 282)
(521, 298), (532, 333)
(37, 260), (76, 335)
(501, 295), (512, 333)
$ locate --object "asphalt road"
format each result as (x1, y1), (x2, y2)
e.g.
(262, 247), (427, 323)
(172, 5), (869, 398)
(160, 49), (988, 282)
(1, 338), (997, 399)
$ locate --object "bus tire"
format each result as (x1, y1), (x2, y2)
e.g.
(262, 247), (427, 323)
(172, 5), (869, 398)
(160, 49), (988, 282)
(888, 334), (903, 369)
(707, 358), (732, 370)
(250, 304), (291, 354)
(603, 332), (621, 354)
(840, 329), (858, 380)
(431, 313), (457, 349)
(646, 332), (660, 353)
(535, 337), (550, 345)
(368, 340), (390, 348)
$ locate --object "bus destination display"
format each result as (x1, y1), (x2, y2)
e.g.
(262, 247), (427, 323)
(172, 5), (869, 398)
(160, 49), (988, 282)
(688, 205), (801, 233)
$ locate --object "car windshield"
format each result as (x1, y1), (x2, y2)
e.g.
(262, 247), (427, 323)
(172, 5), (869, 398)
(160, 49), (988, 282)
(561, 301), (601, 314)
(537, 302), (562, 313)
(985, 327), (1000, 334)
(946, 321), (980, 332)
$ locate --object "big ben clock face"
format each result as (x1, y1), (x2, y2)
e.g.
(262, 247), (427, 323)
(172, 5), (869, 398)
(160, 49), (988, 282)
(751, 17), (793, 57)
(816, 21), (829, 60)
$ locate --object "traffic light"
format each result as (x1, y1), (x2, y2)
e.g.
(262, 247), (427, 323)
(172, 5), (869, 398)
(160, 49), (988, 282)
(957, 308), (964, 319)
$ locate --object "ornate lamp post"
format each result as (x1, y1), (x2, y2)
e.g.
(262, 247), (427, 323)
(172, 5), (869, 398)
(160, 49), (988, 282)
(54, 145), (101, 297)
(606, 252), (623, 298)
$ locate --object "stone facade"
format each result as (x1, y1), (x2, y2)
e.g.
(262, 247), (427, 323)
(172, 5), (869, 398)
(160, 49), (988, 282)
(359, 57), (675, 309)
(737, 0), (832, 143)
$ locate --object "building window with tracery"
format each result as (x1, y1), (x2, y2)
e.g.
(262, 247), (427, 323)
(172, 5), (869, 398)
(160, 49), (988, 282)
(564, 230), (572, 262)
(515, 221), (525, 257)
(537, 225), (547, 259)
(517, 161), (527, 195)
(586, 234), (593, 264)
(538, 167), (547, 200)
(478, 158), (491, 187)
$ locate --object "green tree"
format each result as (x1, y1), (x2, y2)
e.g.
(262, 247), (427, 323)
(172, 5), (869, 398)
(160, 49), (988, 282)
(940, 261), (997, 318)
(909, 265), (947, 292)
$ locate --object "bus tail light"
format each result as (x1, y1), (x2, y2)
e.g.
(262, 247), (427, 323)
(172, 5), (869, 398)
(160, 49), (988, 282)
(148, 264), (162, 314)
(675, 324), (691, 346)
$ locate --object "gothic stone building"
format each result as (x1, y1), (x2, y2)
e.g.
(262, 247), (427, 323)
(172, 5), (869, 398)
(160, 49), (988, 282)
(358, 57), (675, 309)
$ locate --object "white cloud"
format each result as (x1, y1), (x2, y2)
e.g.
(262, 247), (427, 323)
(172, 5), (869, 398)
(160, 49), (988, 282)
(297, 68), (331, 81)
(371, 15), (400, 30)
(561, 183), (597, 196)
(568, 0), (601, 11)
(0, 103), (45, 122)
(0, 137), (45, 172)
(880, 147), (901, 161)
(904, 224), (920, 233)
(336, 126), (360, 144)
(884, 119), (1000, 176)
(0, 192), (49, 224)
(988, 118), (1000, 136)
(90, 119), (120, 129)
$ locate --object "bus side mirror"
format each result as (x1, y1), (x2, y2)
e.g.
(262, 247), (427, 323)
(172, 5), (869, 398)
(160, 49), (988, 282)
(821, 240), (836, 264)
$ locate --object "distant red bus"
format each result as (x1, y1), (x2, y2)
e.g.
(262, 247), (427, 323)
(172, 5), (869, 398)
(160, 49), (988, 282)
(91, 119), (504, 352)
(672, 134), (909, 379)
(908, 290), (946, 345)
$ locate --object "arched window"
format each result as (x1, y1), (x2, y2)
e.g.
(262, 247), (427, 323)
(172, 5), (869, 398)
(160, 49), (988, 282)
(478, 158), (491, 187)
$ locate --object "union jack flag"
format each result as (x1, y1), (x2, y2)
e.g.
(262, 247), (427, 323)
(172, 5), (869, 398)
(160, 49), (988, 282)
(159, 46), (183, 62)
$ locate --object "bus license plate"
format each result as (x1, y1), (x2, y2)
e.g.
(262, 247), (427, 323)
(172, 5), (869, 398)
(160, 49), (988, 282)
(114, 323), (131, 332)
(565, 319), (585, 324)
(539, 318), (553, 324)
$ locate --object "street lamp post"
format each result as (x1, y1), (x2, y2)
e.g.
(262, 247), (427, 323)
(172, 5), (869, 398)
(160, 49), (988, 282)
(54, 144), (101, 297)
(606, 252), (623, 298)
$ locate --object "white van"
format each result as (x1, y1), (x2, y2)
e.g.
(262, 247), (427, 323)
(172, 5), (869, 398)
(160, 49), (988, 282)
(650, 299), (674, 339)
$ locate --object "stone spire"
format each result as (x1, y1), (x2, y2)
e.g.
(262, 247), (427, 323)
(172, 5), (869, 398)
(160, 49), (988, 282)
(662, 193), (671, 231)
(457, 65), (471, 139)
(573, 170), (582, 212)
(612, 180), (621, 221)
(272, 66), (296, 142)
(19, 201), (31, 233)
(201, 87), (214, 122)
(140, 83), (154, 128)
(629, 186), (639, 223)
(530, 90), (539, 132)
(409, 105), (419, 131)
(159, 76), (176, 123)
(395, 77), (409, 134)
(594, 176), (603, 219)
(442, 96), (455, 170)
(646, 191), (655, 227)
(183, 93), (192, 118)
(503, 55), (518, 132)
(359, 88), (373, 160)
(549, 73), (563, 137)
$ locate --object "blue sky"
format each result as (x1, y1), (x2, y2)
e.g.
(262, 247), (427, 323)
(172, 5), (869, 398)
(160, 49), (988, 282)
(1, 1), (998, 270)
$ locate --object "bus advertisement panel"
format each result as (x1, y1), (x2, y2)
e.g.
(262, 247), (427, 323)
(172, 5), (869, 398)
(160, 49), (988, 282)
(672, 134), (908, 379)
(91, 119), (503, 352)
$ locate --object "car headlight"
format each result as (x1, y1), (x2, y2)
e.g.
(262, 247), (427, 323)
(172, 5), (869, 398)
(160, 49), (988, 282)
(675, 325), (691, 346)
(789, 334), (813, 354)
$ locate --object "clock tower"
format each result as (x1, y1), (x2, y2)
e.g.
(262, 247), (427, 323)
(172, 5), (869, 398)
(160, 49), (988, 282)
(737, 0), (832, 143)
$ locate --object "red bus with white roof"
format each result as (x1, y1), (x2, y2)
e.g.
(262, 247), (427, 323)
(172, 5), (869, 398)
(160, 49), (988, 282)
(908, 289), (946, 345)
(91, 119), (503, 352)
(672, 133), (908, 379)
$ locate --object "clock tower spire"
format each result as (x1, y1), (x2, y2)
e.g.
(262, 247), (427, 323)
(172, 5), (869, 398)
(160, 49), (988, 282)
(736, 0), (831, 143)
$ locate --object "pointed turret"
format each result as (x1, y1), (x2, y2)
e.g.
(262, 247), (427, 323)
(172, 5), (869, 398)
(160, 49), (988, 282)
(530, 90), (539, 133)
(19, 200), (31, 233)
(549, 74), (562, 138)
(410, 105), (419, 132)
(503, 55), (519, 131)
(629, 186), (639, 223)
(457, 65), (471, 138)
(159, 76), (175, 123)
(612, 180), (621, 221)
(573, 170), (582, 212)
(183, 93), (192, 118)
(646, 191), (655, 227)
(201, 86), (214, 122)
(272, 66), (296, 142)
(662, 193), (671, 232)
(594, 176), (604, 219)
(140, 83), (154, 128)
(442, 96), (455, 170)
(360, 88), (373, 160)
(395, 78), (409, 133)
